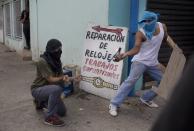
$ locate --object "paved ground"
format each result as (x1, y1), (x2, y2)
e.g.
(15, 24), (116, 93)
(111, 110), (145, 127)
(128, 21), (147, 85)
(0, 43), (165, 131)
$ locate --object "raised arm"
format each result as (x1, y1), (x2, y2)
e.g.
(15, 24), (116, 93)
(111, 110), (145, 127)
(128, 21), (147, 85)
(163, 24), (177, 49)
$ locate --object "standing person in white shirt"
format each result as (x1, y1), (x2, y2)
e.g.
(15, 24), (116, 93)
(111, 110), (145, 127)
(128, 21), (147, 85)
(109, 11), (174, 116)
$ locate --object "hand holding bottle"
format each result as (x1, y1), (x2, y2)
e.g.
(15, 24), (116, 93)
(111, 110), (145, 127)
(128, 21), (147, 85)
(113, 53), (126, 62)
(113, 47), (121, 62)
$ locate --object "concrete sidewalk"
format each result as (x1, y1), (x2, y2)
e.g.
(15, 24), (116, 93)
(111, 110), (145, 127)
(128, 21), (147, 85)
(0, 44), (165, 131)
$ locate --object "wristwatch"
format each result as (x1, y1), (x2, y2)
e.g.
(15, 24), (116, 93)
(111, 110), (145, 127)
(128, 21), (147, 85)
(81, 75), (118, 90)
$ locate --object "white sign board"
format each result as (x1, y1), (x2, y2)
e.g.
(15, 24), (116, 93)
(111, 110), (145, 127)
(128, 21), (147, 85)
(80, 24), (128, 99)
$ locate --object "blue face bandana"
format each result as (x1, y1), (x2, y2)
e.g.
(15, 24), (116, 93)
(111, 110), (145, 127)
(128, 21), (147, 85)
(138, 11), (159, 40)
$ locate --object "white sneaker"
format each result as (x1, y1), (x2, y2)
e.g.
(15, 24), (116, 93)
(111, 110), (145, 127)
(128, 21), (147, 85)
(109, 104), (118, 116)
(140, 98), (159, 108)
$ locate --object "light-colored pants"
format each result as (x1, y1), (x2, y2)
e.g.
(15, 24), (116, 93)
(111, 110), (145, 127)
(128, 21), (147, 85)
(32, 85), (66, 118)
(111, 61), (163, 107)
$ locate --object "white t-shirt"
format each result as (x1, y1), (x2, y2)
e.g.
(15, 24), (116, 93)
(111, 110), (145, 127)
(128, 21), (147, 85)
(132, 22), (164, 66)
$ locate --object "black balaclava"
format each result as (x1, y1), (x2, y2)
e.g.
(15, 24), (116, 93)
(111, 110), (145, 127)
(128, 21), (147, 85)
(41, 39), (62, 74)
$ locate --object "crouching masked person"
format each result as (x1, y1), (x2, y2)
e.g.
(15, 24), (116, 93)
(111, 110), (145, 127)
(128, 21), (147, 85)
(31, 39), (68, 126)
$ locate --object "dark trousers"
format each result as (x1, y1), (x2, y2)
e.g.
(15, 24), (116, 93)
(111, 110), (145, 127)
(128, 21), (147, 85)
(23, 25), (30, 49)
(32, 85), (66, 118)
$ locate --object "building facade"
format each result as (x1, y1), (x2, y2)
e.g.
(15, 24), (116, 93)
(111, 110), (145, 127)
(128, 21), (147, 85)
(0, 0), (146, 64)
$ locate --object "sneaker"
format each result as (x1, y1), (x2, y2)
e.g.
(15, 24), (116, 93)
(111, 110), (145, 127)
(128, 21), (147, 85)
(109, 104), (118, 116)
(44, 115), (65, 127)
(140, 98), (159, 108)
